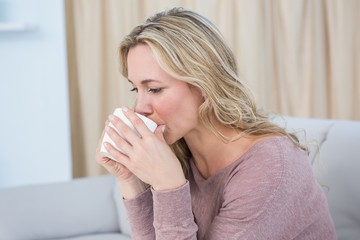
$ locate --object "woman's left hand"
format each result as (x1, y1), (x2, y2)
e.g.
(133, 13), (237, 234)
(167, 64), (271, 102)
(106, 108), (186, 191)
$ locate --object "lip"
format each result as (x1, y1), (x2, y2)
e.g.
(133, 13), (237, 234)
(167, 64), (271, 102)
(150, 119), (164, 126)
(157, 124), (166, 129)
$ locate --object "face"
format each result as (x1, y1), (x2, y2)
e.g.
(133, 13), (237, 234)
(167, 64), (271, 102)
(127, 44), (204, 144)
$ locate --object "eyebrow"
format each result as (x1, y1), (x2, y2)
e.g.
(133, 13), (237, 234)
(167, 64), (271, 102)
(127, 79), (161, 85)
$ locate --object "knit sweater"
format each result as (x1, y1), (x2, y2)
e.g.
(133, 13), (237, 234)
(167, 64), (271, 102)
(123, 136), (336, 239)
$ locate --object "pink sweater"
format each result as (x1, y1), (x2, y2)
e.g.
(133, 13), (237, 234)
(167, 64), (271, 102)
(124, 136), (336, 239)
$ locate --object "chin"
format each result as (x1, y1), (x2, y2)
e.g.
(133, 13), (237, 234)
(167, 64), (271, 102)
(163, 131), (179, 145)
(164, 135), (175, 145)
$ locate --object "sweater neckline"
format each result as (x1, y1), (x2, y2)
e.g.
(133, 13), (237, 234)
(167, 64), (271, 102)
(190, 136), (284, 183)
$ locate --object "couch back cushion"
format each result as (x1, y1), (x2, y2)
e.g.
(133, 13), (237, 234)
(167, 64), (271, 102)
(283, 117), (360, 240)
(113, 182), (132, 236)
(0, 175), (119, 240)
(274, 116), (335, 163)
(312, 121), (360, 240)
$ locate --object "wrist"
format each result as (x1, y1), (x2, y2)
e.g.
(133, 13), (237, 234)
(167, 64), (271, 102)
(116, 175), (148, 199)
(152, 177), (186, 191)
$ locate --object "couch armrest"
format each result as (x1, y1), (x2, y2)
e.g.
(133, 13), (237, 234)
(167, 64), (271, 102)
(0, 175), (120, 240)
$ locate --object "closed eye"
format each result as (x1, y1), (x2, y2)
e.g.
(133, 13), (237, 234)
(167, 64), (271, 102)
(130, 87), (138, 93)
(148, 88), (163, 94)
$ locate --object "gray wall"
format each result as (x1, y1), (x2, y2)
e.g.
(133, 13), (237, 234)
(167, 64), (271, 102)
(0, 0), (72, 188)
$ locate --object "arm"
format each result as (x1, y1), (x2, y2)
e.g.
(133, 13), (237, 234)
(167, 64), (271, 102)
(122, 188), (155, 240)
(124, 181), (198, 240)
(101, 109), (199, 238)
(152, 182), (198, 239)
(96, 117), (155, 239)
(103, 109), (191, 238)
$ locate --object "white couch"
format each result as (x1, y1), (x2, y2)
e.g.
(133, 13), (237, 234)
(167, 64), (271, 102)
(0, 117), (359, 240)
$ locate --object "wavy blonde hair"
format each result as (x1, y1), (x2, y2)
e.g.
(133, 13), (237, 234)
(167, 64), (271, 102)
(119, 7), (305, 177)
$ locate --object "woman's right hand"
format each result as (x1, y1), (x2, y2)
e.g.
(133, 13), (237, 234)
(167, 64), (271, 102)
(95, 122), (134, 181)
(96, 121), (147, 198)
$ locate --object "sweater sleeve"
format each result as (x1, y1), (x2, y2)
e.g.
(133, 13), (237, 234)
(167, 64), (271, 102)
(123, 188), (155, 240)
(152, 181), (198, 240)
(123, 181), (198, 240)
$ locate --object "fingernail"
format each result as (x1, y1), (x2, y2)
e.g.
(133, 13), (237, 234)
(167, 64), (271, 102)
(122, 107), (129, 112)
(109, 114), (115, 120)
(105, 126), (110, 132)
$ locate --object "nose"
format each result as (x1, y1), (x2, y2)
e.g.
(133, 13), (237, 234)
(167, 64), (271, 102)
(135, 94), (152, 117)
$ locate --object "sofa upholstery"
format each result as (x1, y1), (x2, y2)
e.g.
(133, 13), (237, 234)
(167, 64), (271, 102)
(0, 174), (128, 240)
(0, 116), (359, 240)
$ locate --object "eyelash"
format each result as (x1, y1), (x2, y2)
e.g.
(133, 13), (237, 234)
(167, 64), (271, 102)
(148, 88), (163, 93)
(130, 88), (163, 94)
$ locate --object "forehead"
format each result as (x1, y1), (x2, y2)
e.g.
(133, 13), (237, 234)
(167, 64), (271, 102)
(127, 44), (170, 84)
(127, 44), (153, 62)
(127, 44), (158, 77)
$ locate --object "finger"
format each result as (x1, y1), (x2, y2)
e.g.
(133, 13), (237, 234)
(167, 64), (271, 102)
(96, 150), (129, 177)
(105, 126), (132, 156)
(109, 113), (142, 144)
(96, 119), (110, 149)
(154, 125), (166, 141)
(103, 141), (131, 164)
(122, 107), (152, 137)
(96, 128), (107, 153)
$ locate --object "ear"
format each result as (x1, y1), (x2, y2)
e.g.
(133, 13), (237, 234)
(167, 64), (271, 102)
(189, 84), (206, 100)
(201, 90), (207, 103)
(201, 90), (206, 97)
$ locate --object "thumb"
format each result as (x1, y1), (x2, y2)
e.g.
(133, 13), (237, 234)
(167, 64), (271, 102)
(154, 125), (166, 140)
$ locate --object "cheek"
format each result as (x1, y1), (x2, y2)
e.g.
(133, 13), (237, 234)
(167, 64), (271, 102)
(153, 97), (180, 122)
(153, 84), (203, 125)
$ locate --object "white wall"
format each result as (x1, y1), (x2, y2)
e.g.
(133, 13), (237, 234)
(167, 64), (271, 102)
(0, 0), (72, 188)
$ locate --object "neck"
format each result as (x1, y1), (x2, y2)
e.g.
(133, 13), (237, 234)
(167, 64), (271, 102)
(184, 123), (253, 179)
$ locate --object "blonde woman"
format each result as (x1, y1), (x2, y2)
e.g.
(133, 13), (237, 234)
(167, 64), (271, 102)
(96, 7), (336, 240)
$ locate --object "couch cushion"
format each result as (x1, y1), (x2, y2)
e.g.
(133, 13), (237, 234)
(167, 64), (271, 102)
(0, 175), (119, 240)
(61, 233), (130, 240)
(274, 116), (335, 163)
(313, 120), (360, 240)
(113, 182), (132, 236)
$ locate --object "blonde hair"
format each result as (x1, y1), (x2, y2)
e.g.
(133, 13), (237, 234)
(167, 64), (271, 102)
(119, 7), (305, 177)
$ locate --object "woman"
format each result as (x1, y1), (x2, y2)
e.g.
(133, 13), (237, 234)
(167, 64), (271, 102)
(96, 7), (336, 240)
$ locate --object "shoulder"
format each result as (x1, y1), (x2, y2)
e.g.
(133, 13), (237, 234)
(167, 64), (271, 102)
(227, 136), (296, 183)
(221, 136), (307, 219)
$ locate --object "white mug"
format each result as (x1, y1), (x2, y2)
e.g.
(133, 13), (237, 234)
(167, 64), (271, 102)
(100, 108), (157, 160)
